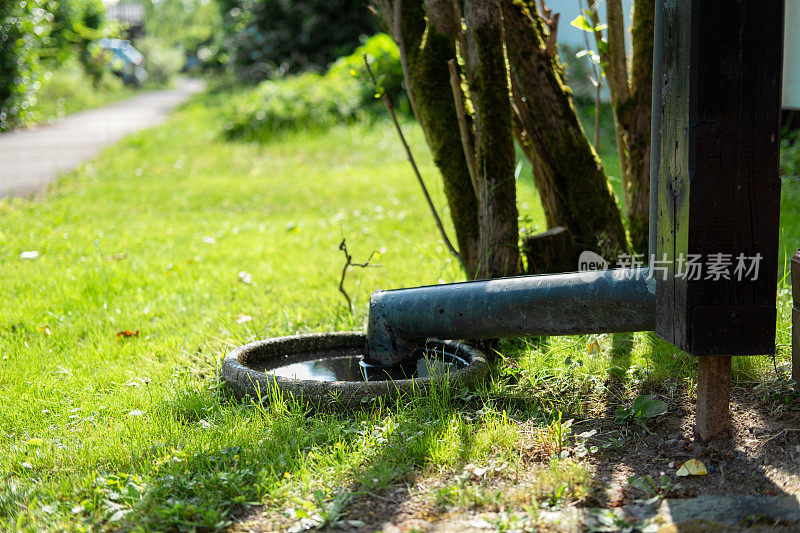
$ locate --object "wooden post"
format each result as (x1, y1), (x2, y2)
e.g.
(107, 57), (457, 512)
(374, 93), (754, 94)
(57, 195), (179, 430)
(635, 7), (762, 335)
(652, 0), (784, 440)
(792, 251), (800, 389)
(695, 356), (732, 441)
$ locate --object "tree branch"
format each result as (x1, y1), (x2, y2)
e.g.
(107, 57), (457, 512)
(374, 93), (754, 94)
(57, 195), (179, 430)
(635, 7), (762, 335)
(338, 239), (377, 312)
(447, 59), (478, 198)
(364, 55), (463, 267)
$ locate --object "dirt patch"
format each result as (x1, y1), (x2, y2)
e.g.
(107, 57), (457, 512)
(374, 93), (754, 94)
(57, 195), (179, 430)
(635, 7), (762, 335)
(586, 387), (800, 505)
(230, 387), (800, 532)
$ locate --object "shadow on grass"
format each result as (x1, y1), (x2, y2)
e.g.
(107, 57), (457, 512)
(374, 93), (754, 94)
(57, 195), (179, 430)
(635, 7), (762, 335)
(134, 331), (800, 532)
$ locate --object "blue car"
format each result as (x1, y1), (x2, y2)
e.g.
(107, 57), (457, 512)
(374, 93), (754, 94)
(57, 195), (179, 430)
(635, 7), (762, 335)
(93, 38), (148, 87)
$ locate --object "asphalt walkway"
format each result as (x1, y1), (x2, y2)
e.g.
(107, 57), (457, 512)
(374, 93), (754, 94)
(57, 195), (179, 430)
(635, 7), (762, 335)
(0, 77), (204, 198)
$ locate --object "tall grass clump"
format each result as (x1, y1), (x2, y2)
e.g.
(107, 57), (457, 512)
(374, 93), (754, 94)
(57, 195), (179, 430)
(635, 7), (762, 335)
(781, 129), (800, 178)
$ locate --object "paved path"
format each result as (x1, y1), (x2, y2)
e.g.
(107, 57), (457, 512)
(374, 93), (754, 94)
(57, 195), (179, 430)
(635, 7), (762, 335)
(0, 77), (204, 198)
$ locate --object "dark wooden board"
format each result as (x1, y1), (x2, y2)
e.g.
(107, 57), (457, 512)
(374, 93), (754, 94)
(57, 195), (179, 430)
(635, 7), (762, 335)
(652, 0), (784, 356)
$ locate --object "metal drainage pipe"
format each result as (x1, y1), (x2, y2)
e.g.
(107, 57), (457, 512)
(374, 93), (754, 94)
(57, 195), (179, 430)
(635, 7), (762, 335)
(365, 267), (655, 366)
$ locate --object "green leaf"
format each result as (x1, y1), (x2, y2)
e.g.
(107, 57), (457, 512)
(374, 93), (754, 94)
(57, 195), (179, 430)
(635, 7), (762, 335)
(613, 406), (630, 425)
(632, 395), (668, 419)
(570, 15), (594, 32)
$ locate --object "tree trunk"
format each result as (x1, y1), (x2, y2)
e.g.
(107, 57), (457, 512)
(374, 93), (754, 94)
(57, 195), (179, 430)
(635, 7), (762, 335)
(600, 0), (631, 181)
(619, 0), (654, 254)
(464, 0), (520, 278)
(372, 0), (481, 277)
(502, 0), (627, 260)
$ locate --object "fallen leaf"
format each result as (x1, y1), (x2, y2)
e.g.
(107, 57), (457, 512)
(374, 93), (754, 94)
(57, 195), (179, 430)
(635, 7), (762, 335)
(20, 251), (39, 260)
(116, 330), (139, 339)
(236, 313), (253, 324)
(587, 340), (601, 355)
(676, 458), (707, 477)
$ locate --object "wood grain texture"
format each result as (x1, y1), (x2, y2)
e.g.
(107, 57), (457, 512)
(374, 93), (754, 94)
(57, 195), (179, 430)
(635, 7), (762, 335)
(653, 0), (784, 356)
(695, 355), (732, 441)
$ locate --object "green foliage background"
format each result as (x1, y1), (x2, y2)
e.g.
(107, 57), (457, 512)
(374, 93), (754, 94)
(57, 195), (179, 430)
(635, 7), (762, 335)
(0, 0), (50, 130)
(220, 0), (376, 81)
(223, 33), (405, 142)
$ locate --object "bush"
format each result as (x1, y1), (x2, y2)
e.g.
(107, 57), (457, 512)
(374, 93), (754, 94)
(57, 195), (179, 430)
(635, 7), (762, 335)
(0, 0), (50, 131)
(782, 130), (800, 177)
(222, 33), (405, 142)
(328, 33), (405, 111)
(136, 37), (184, 86)
(29, 56), (125, 122)
(223, 71), (363, 141)
(222, 0), (376, 82)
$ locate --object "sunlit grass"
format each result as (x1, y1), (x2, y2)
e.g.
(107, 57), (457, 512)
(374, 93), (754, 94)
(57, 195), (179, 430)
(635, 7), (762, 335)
(0, 88), (796, 530)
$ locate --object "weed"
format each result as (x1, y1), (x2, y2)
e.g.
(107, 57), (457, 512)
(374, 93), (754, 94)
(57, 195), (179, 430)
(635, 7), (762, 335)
(614, 395), (668, 433)
(627, 474), (681, 504)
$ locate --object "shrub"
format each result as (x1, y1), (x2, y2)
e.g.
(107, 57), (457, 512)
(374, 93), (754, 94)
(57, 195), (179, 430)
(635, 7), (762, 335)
(28, 56), (125, 122)
(223, 71), (363, 142)
(136, 37), (184, 86)
(328, 33), (405, 111)
(0, 0), (50, 131)
(222, 33), (405, 143)
(221, 0), (376, 82)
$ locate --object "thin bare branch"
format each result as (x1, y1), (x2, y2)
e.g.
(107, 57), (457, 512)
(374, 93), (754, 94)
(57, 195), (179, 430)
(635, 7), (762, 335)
(579, 0), (602, 151)
(447, 59), (478, 198)
(363, 55), (463, 267)
(539, 0), (559, 56)
(587, 0), (630, 176)
(338, 239), (377, 312)
(451, 0), (470, 71)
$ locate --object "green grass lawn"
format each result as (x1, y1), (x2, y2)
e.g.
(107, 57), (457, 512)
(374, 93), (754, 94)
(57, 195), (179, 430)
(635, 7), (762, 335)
(0, 89), (796, 531)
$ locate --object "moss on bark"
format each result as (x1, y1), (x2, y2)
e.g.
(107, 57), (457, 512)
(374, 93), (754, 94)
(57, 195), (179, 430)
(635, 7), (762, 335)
(383, 0), (481, 277)
(464, 0), (520, 278)
(620, 0), (654, 254)
(502, 0), (627, 260)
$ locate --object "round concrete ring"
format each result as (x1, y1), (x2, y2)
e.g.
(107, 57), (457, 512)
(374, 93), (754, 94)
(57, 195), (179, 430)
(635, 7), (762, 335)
(220, 331), (488, 409)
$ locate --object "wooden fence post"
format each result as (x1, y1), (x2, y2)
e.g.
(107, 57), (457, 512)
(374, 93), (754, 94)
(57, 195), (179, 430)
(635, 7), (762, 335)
(651, 0), (784, 440)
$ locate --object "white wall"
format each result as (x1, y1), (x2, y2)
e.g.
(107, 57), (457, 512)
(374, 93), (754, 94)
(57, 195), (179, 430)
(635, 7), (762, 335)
(547, 0), (633, 51)
(784, 1), (800, 109)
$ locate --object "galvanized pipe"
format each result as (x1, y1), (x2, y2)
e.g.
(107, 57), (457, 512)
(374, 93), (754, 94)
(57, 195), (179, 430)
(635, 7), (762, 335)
(365, 267), (656, 366)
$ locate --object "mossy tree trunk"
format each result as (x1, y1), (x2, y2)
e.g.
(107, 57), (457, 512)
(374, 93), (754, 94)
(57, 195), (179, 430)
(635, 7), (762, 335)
(373, 0), (481, 278)
(502, 0), (627, 259)
(463, 0), (520, 278)
(373, 0), (631, 276)
(596, 0), (654, 254)
(618, 0), (654, 254)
